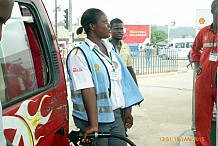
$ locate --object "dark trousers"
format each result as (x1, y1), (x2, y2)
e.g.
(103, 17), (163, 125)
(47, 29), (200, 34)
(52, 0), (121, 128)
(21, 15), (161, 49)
(73, 109), (127, 146)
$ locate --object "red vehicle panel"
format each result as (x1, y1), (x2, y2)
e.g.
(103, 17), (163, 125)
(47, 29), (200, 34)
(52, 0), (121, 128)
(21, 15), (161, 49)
(1, 0), (69, 145)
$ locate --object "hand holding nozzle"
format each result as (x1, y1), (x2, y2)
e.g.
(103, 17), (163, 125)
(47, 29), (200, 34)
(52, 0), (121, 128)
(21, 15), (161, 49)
(68, 129), (136, 146)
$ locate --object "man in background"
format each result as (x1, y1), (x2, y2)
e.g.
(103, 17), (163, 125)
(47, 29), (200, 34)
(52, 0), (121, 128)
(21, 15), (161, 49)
(109, 18), (138, 136)
(109, 18), (138, 85)
(145, 43), (152, 67)
(0, 0), (14, 145)
(186, 50), (193, 69)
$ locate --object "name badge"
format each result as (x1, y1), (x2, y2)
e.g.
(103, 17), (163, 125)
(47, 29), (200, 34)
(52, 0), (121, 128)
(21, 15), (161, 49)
(209, 53), (218, 62)
(110, 71), (118, 80)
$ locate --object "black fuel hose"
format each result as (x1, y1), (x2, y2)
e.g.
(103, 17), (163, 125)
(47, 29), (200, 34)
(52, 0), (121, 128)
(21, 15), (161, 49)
(68, 130), (136, 146)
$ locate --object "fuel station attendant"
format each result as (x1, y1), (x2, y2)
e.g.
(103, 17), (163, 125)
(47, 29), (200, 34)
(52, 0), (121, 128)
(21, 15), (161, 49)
(191, 0), (218, 145)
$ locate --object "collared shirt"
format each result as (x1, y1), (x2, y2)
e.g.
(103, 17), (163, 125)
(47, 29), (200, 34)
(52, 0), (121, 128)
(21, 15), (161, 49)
(191, 24), (218, 65)
(0, 102), (6, 146)
(191, 24), (218, 63)
(68, 38), (125, 110)
(67, 40), (94, 92)
(117, 41), (133, 67)
(109, 39), (133, 67)
(191, 24), (218, 85)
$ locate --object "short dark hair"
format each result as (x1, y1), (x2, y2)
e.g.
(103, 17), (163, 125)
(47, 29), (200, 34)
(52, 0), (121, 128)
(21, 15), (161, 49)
(110, 18), (123, 28)
(76, 8), (104, 35)
(211, 0), (218, 13)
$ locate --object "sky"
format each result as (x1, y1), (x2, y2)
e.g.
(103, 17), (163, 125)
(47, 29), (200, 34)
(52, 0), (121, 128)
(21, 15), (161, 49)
(43, 0), (213, 27)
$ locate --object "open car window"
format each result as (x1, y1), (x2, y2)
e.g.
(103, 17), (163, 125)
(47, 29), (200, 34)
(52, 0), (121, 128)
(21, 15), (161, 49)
(0, 2), (49, 104)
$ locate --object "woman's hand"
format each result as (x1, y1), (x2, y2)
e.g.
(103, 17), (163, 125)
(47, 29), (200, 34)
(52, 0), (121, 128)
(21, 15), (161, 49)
(124, 108), (133, 129)
(82, 125), (98, 143)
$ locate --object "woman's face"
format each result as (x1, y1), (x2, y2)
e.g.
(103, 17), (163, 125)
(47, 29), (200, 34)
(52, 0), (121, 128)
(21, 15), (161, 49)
(93, 13), (111, 39)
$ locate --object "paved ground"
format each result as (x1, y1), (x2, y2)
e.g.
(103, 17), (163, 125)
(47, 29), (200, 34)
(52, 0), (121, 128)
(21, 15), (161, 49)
(127, 69), (194, 146)
(67, 60), (196, 146)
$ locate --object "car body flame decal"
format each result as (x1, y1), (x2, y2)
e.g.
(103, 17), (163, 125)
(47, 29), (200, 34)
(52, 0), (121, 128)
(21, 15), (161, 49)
(3, 94), (53, 146)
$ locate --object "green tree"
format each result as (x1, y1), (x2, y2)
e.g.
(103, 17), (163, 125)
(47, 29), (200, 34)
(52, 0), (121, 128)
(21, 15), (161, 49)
(151, 25), (167, 44)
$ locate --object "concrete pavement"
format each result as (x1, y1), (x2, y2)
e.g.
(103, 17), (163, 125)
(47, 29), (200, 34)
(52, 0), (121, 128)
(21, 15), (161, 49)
(177, 129), (195, 146)
(126, 68), (194, 146)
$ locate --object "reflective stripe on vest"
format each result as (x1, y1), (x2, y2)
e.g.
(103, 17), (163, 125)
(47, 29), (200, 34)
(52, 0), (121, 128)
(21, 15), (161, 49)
(71, 90), (110, 100)
(73, 103), (113, 113)
(203, 43), (218, 48)
(72, 91), (112, 113)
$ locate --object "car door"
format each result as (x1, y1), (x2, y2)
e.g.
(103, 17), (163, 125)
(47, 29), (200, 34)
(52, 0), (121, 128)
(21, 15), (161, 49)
(1, 0), (69, 145)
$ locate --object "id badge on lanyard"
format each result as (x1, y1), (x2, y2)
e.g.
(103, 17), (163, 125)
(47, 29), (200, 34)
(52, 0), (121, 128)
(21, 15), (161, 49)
(110, 71), (118, 80)
(110, 61), (118, 80)
(209, 52), (218, 62)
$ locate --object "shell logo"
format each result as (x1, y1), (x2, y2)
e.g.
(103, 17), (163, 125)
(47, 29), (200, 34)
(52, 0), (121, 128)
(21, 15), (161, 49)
(199, 18), (205, 24)
(94, 64), (100, 71)
(171, 21), (176, 26)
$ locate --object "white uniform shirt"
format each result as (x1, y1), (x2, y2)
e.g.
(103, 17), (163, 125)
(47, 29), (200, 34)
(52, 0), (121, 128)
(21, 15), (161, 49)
(68, 43), (94, 92)
(0, 102), (6, 146)
(68, 38), (125, 110)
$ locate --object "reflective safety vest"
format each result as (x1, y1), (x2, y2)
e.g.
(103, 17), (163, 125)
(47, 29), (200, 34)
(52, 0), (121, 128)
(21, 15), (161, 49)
(67, 42), (144, 123)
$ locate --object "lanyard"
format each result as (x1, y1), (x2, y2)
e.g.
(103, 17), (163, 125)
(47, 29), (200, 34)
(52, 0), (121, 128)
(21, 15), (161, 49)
(208, 30), (217, 53)
(94, 48), (115, 71)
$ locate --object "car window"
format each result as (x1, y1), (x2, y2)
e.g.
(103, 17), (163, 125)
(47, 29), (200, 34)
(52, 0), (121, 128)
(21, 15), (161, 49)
(0, 2), (49, 103)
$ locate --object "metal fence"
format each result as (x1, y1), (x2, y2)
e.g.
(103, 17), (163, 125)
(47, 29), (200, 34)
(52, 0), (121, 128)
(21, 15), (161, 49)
(61, 48), (179, 75)
(132, 49), (178, 75)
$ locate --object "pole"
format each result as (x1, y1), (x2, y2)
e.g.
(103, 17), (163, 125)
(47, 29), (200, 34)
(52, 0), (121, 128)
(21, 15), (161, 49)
(191, 69), (196, 135)
(68, 0), (73, 44)
(167, 25), (170, 44)
(55, 0), (58, 38)
(69, 0), (72, 32)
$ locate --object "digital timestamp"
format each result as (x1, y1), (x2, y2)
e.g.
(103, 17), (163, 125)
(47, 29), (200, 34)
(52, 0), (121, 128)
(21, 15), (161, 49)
(160, 136), (205, 142)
